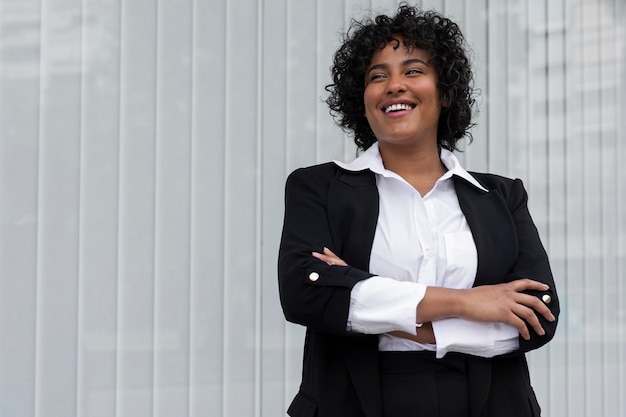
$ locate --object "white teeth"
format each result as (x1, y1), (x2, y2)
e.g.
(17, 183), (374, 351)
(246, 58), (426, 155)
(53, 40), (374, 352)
(384, 103), (413, 113)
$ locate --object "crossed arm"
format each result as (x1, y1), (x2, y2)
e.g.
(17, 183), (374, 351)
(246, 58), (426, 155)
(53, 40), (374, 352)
(313, 247), (555, 344)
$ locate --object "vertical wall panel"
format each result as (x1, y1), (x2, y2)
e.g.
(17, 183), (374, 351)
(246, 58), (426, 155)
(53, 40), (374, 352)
(254, 3), (263, 415)
(506, 0), (529, 179)
(223, 0), (258, 415)
(440, 0), (468, 163)
(76, 0), (121, 416)
(34, 0), (82, 415)
(261, 4), (290, 413)
(525, 0), (551, 404)
(463, 0), (488, 172)
(564, 1), (587, 415)
(117, 0), (157, 415)
(283, 1), (316, 408)
(192, 0), (229, 413)
(545, 0), (568, 414)
(526, 0), (548, 222)
(317, 0), (347, 163)
(153, 0), (192, 415)
(487, 1), (508, 176)
(189, 0), (226, 416)
(285, 2), (318, 171)
(0, 1), (40, 416)
(598, 1), (621, 414)
(581, 2), (604, 415)
(616, 3), (626, 414)
(260, 0), (289, 413)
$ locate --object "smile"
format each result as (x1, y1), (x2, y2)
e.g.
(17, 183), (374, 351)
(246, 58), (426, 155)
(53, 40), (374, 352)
(383, 103), (415, 113)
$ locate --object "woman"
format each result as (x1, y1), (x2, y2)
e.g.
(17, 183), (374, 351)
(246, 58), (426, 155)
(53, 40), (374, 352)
(278, 5), (559, 417)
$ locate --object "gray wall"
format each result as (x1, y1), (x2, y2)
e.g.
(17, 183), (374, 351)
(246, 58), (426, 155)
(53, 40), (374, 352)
(0, 0), (624, 416)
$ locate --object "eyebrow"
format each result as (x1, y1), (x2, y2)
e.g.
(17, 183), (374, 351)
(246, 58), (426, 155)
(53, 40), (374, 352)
(366, 58), (430, 75)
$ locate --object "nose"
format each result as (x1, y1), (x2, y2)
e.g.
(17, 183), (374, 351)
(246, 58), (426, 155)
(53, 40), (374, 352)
(387, 74), (406, 94)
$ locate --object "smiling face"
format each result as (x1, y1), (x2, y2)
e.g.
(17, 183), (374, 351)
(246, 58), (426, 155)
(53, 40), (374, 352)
(363, 39), (442, 150)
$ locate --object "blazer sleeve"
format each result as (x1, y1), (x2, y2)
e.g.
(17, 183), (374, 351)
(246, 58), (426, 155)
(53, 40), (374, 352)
(503, 178), (560, 353)
(278, 165), (374, 335)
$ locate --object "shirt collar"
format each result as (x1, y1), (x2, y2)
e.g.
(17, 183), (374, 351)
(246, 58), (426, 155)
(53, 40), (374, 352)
(333, 142), (488, 192)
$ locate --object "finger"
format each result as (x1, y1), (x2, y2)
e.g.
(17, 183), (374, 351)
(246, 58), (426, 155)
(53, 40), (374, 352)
(531, 300), (555, 322)
(512, 304), (545, 337)
(509, 278), (550, 292)
(312, 252), (332, 265)
(507, 313), (531, 340)
(322, 247), (348, 266)
(312, 251), (342, 266)
(514, 292), (556, 322)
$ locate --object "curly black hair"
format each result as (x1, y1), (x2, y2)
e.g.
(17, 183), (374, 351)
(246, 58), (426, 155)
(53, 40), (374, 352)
(325, 4), (476, 151)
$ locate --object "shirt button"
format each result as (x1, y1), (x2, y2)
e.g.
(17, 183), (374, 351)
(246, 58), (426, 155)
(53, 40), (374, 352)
(309, 272), (320, 282)
(541, 294), (552, 304)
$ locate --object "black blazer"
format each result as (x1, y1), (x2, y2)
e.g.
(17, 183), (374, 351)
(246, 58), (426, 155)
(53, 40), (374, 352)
(278, 162), (559, 417)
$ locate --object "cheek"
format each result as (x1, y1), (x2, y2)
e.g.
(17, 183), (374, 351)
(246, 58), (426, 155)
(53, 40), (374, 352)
(363, 83), (382, 107)
(363, 94), (375, 118)
(363, 89), (373, 109)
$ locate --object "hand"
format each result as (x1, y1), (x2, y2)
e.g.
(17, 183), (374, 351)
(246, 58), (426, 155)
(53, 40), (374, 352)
(388, 322), (436, 344)
(312, 247), (348, 266)
(458, 279), (556, 340)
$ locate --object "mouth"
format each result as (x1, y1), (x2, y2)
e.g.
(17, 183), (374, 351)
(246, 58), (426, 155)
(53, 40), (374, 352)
(383, 103), (415, 114)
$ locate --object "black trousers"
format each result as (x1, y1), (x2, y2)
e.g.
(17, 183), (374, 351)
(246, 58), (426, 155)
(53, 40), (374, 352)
(379, 351), (470, 417)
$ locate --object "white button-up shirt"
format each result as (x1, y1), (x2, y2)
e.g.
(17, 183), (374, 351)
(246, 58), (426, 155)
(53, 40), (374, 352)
(334, 143), (519, 358)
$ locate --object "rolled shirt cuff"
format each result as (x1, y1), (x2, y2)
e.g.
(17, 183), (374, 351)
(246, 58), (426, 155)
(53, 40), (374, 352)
(432, 318), (519, 358)
(348, 276), (426, 335)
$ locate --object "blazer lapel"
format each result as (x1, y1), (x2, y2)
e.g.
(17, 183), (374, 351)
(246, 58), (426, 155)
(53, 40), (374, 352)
(328, 168), (383, 417)
(454, 174), (521, 417)
(453, 175), (518, 286)
(328, 168), (379, 271)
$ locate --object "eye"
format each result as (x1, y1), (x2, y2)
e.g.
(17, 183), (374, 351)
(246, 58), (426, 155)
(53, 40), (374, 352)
(369, 73), (387, 82)
(406, 68), (423, 76)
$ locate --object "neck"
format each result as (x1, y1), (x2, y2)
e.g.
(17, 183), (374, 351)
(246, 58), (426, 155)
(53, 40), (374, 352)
(377, 141), (447, 195)
(378, 141), (445, 176)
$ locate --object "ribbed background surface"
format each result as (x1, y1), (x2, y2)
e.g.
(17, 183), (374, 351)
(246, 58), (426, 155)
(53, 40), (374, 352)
(0, 0), (624, 416)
